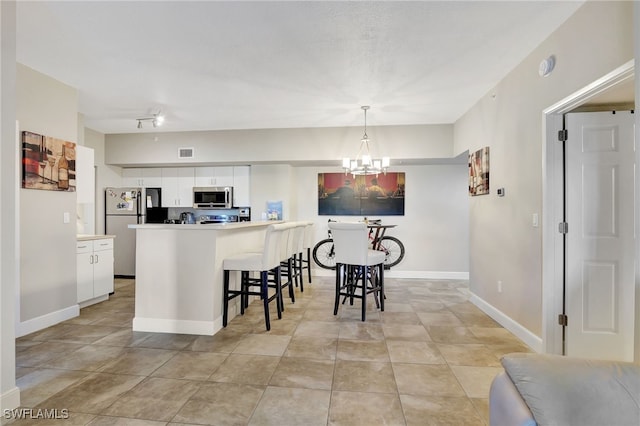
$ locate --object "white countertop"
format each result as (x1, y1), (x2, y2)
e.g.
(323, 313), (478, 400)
(77, 234), (116, 241)
(129, 220), (283, 230)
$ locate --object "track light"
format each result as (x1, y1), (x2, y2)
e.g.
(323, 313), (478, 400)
(136, 112), (164, 129)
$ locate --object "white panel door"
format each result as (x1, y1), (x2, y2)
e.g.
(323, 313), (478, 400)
(565, 111), (635, 361)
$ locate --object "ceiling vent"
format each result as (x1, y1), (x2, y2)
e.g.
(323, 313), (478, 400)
(178, 147), (194, 159)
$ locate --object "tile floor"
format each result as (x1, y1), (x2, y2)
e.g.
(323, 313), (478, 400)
(12, 276), (531, 425)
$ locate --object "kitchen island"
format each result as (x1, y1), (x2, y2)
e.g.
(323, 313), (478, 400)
(129, 221), (282, 335)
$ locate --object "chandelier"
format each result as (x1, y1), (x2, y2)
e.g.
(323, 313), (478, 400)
(342, 106), (390, 176)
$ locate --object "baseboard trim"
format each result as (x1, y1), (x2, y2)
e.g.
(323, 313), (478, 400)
(312, 269), (469, 280)
(469, 293), (543, 353)
(15, 305), (79, 338)
(133, 317), (217, 336)
(0, 386), (20, 412)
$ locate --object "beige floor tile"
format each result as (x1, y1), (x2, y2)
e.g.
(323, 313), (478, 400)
(294, 320), (341, 338)
(469, 326), (522, 344)
(172, 382), (264, 425)
(17, 368), (90, 407)
(91, 329), (156, 347)
(151, 351), (228, 380)
(98, 347), (176, 376)
(450, 365), (503, 398)
(328, 391), (405, 426)
(336, 339), (390, 362)
(232, 333), (291, 356)
(380, 311), (422, 325)
(333, 360), (397, 393)
(15, 342), (84, 367)
(187, 331), (244, 353)
(34, 372), (144, 414)
(43, 345), (126, 372)
(101, 377), (200, 421)
(437, 343), (501, 367)
(283, 336), (338, 360)
(51, 325), (123, 344)
(426, 326), (481, 344)
(208, 354), (279, 385)
(471, 398), (491, 426)
(269, 357), (334, 390)
(382, 323), (431, 341)
(386, 340), (445, 364)
(129, 333), (197, 350)
(88, 417), (167, 425)
(13, 278), (534, 426)
(400, 394), (485, 426)
(393, 363), (465, 397)
(338, 322), (384, 340)
(249, 386), (331, 426)
(417, 311), (464, 326)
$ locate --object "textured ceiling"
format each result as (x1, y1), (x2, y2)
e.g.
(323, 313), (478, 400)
(16, 1), (585, 134)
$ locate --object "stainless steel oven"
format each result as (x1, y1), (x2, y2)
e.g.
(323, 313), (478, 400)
(193, 186), (233, 209)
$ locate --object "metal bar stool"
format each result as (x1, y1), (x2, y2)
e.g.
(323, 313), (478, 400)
(222, 223), (287, 330)
(328, 221), (385, 321)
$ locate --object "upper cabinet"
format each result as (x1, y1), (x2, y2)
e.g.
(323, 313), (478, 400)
(194, 166), (234, 187)
(232, 166), (250, 207)
(122, 168), (162, 188)
(161, 167), (195, 207)
(122, 165), (250, 208)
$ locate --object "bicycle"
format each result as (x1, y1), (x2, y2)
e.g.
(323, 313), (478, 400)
(312, 219), (405, 270)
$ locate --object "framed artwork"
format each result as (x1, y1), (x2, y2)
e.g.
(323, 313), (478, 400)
(22, 131), (76, 192)
(469, 146), (489, 196)
(318, 172), (405, 216)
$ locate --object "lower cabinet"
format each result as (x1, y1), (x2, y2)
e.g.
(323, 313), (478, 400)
(77, 238), (114, 305)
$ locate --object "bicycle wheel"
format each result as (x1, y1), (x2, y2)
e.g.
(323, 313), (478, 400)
(377, 236), (405, 269)
(312, 238), (336, 270)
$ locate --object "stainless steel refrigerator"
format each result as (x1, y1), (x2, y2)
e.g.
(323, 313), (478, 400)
(105, 187), (156, 276)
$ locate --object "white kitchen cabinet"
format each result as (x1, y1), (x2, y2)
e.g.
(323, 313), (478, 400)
(233, 166), (250, 206)
(161, 167), (195, 207)
(77, 238), (114, 306)
(194, 166), (234, 187)
(122, 168), (162, 187)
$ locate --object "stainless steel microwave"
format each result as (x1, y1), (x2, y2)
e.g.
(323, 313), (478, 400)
(193, 186), (233, 209)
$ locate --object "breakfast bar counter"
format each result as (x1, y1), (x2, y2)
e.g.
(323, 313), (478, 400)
(129, 221), (282, 335)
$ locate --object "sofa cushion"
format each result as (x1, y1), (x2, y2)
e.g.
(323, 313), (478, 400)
(501, 353), (640, 426)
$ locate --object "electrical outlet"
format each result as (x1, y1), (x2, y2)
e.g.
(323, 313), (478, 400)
(497, 280), (503, 293)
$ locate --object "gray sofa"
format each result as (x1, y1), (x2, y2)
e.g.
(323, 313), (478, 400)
(489, 353), (640, 426)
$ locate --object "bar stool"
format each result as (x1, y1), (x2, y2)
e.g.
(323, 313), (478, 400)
(222, 223), (286, 330)
(328, 221), (385, 321)
(291, 222), (307, 292)
(300, 222), (314, 285)
(271, 222), (297, 311)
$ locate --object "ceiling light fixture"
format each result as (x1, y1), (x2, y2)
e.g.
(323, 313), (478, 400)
(342, 106), (390, 176)
(136, 112), (165, 129)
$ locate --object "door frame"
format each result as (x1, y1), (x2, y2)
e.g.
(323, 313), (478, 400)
(541, 59), (636, 355)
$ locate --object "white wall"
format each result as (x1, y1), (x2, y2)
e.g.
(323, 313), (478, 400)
(84, 127), (122, 234)
(1, 0), (20, 412)
(16, 64), (79, 335)
(454, 1), (634, 342)
(294, 164), (469, 277)
(105, 124), (454, 167)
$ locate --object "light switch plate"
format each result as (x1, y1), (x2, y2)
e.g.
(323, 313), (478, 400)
(63, 212), (70, 224)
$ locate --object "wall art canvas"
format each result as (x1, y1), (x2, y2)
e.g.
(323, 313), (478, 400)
(318, 172), (405, 216)
(22, 131), (76, 192)
(469, 146), (489, 196)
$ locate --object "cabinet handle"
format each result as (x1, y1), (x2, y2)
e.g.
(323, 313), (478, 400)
(78, 245), (87, 249)
(90, 254), (94, 264)
(95, 254), (99, 263)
